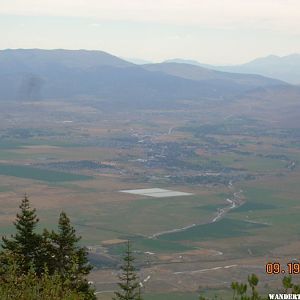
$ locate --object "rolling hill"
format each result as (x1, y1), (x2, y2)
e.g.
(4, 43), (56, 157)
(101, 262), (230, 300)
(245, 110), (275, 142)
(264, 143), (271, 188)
(0, 49), (290, 109)
(165, 54), (300, 84)
(142, 62), (284, 89)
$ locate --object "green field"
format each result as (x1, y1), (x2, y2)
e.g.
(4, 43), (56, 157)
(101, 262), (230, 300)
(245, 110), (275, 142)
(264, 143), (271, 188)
(0, 185), (11, 192)
(0, 163), (92, 182)
(230, 201), (277, 212)
(159, 218), (268, 242)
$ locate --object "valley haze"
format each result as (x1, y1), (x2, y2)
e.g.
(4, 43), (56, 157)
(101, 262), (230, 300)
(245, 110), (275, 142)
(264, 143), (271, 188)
(0, 47), (300, 300)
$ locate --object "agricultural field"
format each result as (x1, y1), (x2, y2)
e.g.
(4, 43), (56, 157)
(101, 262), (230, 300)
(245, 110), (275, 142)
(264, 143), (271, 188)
(0, 98), (300, 299)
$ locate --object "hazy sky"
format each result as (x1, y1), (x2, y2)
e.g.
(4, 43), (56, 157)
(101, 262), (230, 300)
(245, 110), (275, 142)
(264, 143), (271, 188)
(1, 0), (300, 64)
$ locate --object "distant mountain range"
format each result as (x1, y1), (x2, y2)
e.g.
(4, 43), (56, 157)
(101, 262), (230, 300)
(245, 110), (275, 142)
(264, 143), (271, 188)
(0, 49), (292, 109)
(165, 54), (300, 84)
(142, 62), (282, 90)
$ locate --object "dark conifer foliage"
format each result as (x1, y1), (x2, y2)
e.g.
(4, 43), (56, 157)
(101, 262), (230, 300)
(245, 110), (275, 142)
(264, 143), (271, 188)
(114, 240), (142, 300)
(1, 194), (42, 274)
(47, 212), (95, 299)
(0, 196), (95, 299)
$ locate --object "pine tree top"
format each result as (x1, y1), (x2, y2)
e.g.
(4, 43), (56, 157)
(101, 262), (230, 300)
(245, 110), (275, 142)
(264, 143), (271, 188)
(114, 241), (142, 300)
(2, 194), (40, 251)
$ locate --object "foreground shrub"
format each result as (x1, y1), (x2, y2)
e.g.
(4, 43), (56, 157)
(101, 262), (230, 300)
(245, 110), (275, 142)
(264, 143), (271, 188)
(0, 255), (85, 300)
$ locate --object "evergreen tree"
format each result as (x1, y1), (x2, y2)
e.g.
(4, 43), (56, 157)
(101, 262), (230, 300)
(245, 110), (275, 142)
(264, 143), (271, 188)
(1, 194), (42, 274)
(48, 212), (95, 299)
(248, 274), (259, 300)
(114, 241), (142, 300)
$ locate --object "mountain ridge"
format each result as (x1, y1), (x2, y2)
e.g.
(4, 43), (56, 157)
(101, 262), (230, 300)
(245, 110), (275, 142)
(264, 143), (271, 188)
(164, 54), (300, 84)
(0, 49), (290, 109)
